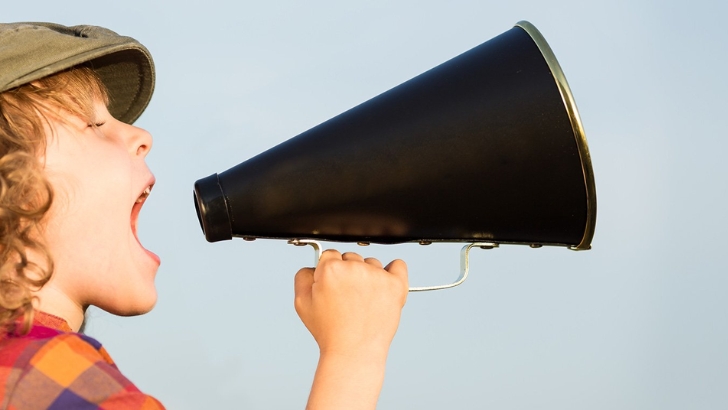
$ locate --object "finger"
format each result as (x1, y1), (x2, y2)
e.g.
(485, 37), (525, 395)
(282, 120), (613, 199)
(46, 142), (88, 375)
(319, 249), (342, 262)
(316, 249), (342, 282)
(384, 259), (409, 305)
(384, 259), (408, 284)
(364, 257), (383, 269)
(294, 267), (315, 315)
(341, 252), (365, 262)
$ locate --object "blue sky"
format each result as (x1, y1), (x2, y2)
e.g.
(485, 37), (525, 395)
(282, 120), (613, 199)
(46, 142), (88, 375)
(6, 1), (728, 408)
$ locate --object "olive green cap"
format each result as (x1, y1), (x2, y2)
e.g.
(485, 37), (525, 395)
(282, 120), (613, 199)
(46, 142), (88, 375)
(0, 22), (155, 124)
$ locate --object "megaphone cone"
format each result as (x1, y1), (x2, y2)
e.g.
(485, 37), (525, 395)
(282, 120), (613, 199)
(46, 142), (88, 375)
(194, 21), (596, 251)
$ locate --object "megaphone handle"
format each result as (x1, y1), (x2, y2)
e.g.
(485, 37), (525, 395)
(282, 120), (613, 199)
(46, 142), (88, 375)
(408, 242), (497, 292)
(287, 239), (497, 292)
(288, 239), (323, 266)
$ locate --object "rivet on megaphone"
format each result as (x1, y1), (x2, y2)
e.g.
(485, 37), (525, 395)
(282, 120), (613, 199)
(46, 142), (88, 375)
(419, 241), (433, 245)
(357, 242), (371, 246)
(243, 237), (256, 241)
(530, 244), (543, 248)
(479, 244), (498, 250)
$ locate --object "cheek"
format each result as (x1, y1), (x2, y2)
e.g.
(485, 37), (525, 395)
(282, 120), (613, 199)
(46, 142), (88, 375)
(51, 165), (129, 217)
(46, 156), (134, 241)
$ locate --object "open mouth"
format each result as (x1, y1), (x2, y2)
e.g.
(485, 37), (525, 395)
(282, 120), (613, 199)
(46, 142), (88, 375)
(131, 185), (152, 240)
(130, 183), (160, 265)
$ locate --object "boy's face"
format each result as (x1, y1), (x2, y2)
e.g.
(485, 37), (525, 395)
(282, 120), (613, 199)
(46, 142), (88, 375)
(41, 100), (160, 316)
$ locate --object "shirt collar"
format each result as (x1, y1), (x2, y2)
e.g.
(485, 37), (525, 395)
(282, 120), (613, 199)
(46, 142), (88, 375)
(33, 311), (73, 333)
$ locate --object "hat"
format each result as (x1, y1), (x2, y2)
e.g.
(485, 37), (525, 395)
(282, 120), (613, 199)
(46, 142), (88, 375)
(0, 22), (155, 124)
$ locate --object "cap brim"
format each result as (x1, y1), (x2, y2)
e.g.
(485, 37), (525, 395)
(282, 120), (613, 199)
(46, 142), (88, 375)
(0, 23), (155, 124)
(84, 47), (155, 124)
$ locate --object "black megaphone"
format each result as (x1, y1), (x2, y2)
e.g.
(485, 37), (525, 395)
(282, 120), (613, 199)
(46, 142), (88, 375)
(193, 21), (597, 289)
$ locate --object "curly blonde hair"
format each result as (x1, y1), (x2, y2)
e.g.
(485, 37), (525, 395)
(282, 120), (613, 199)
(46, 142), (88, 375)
(0, 66), (108, 335)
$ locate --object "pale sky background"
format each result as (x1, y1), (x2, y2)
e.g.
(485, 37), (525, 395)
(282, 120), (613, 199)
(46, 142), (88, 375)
(6, 1), (728, 409)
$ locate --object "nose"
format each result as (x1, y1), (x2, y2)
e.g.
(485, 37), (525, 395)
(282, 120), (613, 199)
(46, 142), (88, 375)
(127, 124), (153, 158)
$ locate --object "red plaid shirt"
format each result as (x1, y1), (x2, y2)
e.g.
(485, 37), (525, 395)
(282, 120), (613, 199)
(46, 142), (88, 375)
(0, 311), (164, 409)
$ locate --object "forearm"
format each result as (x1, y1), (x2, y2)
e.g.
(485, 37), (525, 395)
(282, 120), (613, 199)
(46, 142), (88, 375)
(295, 253), (408, 409)
(307, 350), (388, 410)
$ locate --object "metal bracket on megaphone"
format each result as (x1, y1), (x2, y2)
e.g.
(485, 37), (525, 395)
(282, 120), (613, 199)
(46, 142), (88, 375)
(287, 239), (498, 292)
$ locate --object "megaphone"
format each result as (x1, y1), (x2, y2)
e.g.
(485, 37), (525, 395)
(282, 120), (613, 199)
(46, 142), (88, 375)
(193, 21), (596, 290)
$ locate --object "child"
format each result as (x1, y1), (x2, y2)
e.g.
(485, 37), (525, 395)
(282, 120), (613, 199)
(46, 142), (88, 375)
(0, 22), (408, 409)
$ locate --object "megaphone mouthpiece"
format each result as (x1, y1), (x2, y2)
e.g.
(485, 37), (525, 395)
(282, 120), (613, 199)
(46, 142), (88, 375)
(194, 174), (232, 242)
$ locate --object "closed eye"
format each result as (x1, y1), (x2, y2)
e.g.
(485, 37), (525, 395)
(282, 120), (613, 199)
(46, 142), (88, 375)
(88, 121), (106, 128)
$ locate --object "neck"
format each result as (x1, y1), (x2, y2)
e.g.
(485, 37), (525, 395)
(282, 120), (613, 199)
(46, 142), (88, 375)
(33, 284), (85, 332)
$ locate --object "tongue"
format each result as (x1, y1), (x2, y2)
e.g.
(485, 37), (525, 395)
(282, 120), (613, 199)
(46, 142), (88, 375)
(131, 201), (142, 237)
(130, 201), (161, 265)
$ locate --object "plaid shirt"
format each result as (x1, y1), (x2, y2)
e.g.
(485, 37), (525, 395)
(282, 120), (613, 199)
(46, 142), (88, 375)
(0, 311), (164, 409)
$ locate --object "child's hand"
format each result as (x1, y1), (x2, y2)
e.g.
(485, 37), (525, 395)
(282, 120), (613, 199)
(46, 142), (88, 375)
(294, 249), (408, 357)
(294, 249), (408, 410)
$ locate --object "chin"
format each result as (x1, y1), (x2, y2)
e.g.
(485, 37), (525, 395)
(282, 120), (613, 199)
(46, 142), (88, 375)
(105, 299), (157, 317)
(123, 294), (157, 316)
(97, 284), (158, 317)
(109, 245), (160, 316)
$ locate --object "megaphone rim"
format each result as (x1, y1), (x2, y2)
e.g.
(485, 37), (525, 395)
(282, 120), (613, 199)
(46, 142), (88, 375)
(515, 21), (597, 251)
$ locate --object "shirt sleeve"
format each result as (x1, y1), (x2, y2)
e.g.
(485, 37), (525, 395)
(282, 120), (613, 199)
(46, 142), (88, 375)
(6, 332), (164, 410)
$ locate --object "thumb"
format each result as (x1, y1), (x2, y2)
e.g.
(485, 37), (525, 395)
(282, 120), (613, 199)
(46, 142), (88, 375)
(294, 267), (315, 318)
